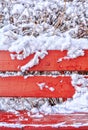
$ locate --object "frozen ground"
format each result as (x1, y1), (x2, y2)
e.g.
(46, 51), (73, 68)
(0, 0), (88, 117)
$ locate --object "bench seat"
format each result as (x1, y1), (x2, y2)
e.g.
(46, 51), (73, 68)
(0, 50), (88, 130)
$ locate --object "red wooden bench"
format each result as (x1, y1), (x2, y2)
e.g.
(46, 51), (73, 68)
(0, 50), (88, 130)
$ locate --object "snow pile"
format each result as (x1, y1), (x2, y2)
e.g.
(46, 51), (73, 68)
(0, 0), (88, 71)
(38, 74), (88, 114)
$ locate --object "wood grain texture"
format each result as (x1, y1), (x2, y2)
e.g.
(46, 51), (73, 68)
(0, 50), (88, 71)
(0, 76), (75, 98)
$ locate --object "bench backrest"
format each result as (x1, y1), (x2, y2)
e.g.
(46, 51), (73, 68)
(0, 50), (88, 98)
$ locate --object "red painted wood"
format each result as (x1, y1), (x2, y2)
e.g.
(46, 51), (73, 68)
(0, 128), (21, 130)
(0, 50), (88, 71)
(0, 111), (88, 129)
(1, 126), (88, 130)
(24, 126), (88, 130)
(0, 76), (75, 98)
(0, 50), (88, 130)
(0, 127), (88, 130)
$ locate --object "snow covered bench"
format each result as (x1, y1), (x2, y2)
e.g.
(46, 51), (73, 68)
(0, 50), (88, 130)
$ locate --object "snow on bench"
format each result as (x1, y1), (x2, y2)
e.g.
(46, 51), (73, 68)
(0, 50), (88, 130)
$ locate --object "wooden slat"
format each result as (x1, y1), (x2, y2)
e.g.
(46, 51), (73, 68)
(0, 76), (75, 98)
(22, 126), (88, 130)
(1, 127), (88, 130)
(0, 128), (21, 130)
(0, 111), (88, 130)
(0, 50), (88, 71)
(24, 127), (88, 130)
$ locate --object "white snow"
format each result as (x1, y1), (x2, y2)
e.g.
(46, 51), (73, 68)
(0, 0), (88, 128)
(31, 107), (39, 114)
(38, 74), (88, 114)
(37, 83), (46, 90)
(37, 82), (55, 92)
(49, 87), (55, 92)
(11, 4), (25, 15)
(0, 121), (88, 129)
(0, 0), (88, 71)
